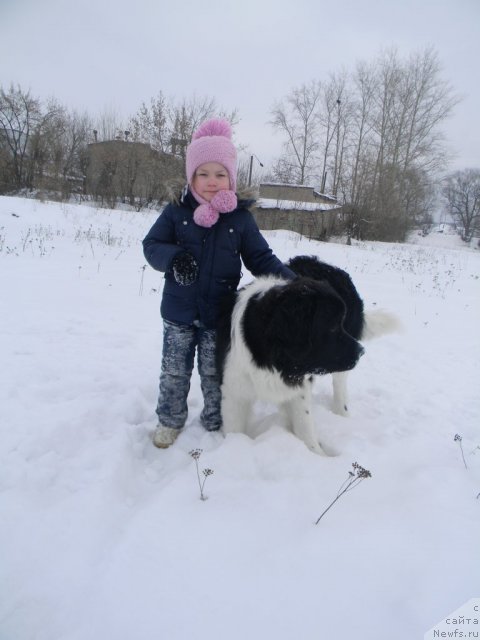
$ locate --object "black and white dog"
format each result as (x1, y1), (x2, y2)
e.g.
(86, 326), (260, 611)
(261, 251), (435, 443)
(216, 255), (399, 454)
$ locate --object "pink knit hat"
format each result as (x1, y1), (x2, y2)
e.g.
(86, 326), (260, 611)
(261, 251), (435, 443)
(186, 118), (238, 227)
(186, 118), (237, 194)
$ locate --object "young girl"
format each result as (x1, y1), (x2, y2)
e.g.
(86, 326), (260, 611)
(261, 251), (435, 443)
(143, 118), (294, 448)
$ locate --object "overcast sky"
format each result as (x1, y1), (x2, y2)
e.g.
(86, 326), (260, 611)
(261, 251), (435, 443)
(1, 0), (479, 174)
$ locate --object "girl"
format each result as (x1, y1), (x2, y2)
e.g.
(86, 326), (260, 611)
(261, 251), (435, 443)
(143, 118), (294, 448)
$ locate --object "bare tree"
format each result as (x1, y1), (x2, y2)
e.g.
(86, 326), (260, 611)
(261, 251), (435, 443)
(168, 94), (217, 160)
(337, 62), (377, 240)
(129, 92), (238, 159)
(0, 84), (43, 189)
(129, 92), (170, 152)
(349, 61), (376, 207)
(27, 98), (67, 190)
(399, 48), (458, 174)
(442, 169), (480, 241)
(0, 85), (68, 192)
(270, 80), (322, 185)
(343, 47), (458, 241)
(269, 48), (458, 242)
(270, 157), (298, 185)
(58, 110), (92, 197)
(94, 106), (125, 143)
(318, 72), (352, 196)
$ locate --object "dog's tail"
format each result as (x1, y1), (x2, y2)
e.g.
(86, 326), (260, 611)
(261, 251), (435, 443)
(361, 310), (403, 341)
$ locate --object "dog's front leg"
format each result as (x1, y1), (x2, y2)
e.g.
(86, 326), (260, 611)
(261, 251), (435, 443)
(283, 382), (325, 455)
(221, 371), (252, 435)
(332, 371), (349, 416)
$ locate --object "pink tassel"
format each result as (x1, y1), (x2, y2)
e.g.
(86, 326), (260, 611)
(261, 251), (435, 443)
(192, 190), (237, 228)
(211, 190), (237, 213)
(193, 204), (219, 228)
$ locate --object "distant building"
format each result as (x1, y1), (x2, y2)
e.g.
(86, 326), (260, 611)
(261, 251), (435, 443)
(86, 139), (182, 206)
(252, 182), (341, 239)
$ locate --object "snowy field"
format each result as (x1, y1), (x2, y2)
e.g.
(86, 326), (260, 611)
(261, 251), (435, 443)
(0, 195), (479, 640)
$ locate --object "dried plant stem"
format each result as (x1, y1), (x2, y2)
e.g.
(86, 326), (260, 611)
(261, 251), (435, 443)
(315, 463), (372, 525)
(194, 456), (206, 500)
(454, 434), (468, 470)
(139, 264), (146, 296)
(189, 449), (214, 501)
(315, 494), (344, 524)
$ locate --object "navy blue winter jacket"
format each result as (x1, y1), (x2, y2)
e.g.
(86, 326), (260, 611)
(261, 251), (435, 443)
(143, 190), (294, 328)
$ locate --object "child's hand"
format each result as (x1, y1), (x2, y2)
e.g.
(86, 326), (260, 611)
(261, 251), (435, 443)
(172, 252), (199, 286)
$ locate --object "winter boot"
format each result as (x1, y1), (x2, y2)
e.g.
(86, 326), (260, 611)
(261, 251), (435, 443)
(152, 425), (181, 449)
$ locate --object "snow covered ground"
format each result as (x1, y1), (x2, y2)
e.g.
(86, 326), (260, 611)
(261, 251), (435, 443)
(0, 195), (479, 640)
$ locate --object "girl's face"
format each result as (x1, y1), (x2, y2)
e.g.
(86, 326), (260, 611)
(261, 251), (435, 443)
(192, 162), (230, 202)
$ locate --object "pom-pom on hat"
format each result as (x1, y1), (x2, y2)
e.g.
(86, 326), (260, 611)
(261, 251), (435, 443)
(186, 118), (237, 194)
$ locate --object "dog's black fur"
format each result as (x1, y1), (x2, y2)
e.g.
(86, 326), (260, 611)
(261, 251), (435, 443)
(216, 255), (366, 386)
(217, 255), (398, 452)
(241, 277), (363, 384)
(286, 255), (365, 340)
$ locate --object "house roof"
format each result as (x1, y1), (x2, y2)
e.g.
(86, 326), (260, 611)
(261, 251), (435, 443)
(256, 198), (341, 212)
(260, 182), (337, 202)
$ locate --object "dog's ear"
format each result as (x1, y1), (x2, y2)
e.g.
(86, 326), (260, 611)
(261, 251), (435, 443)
(267, 279), (346, 347)
(265, 280), (323, 345)
(259, 281), (328, 380)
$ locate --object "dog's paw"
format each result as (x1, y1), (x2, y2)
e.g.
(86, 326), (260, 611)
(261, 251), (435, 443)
(307, 441), (327, 455)
(332, 402), (349, 417)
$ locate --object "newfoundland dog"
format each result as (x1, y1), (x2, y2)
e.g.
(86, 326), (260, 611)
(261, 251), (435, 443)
(216, 255), (399, 455)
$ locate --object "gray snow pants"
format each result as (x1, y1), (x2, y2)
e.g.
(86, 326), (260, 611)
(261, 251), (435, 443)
(156, 319), (222, 431)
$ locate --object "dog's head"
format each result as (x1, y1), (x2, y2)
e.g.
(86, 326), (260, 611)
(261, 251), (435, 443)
(243, 277), (364, 385)
(286, 254), (364, 340)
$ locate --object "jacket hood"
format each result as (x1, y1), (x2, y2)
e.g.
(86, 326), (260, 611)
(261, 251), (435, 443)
(236, 185), (258, 207)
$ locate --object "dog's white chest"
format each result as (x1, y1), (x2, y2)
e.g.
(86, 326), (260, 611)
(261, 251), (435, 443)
(246, 365), (305, 403)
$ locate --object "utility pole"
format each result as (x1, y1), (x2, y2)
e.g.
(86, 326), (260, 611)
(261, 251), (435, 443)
(248, 154), (264, 187)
